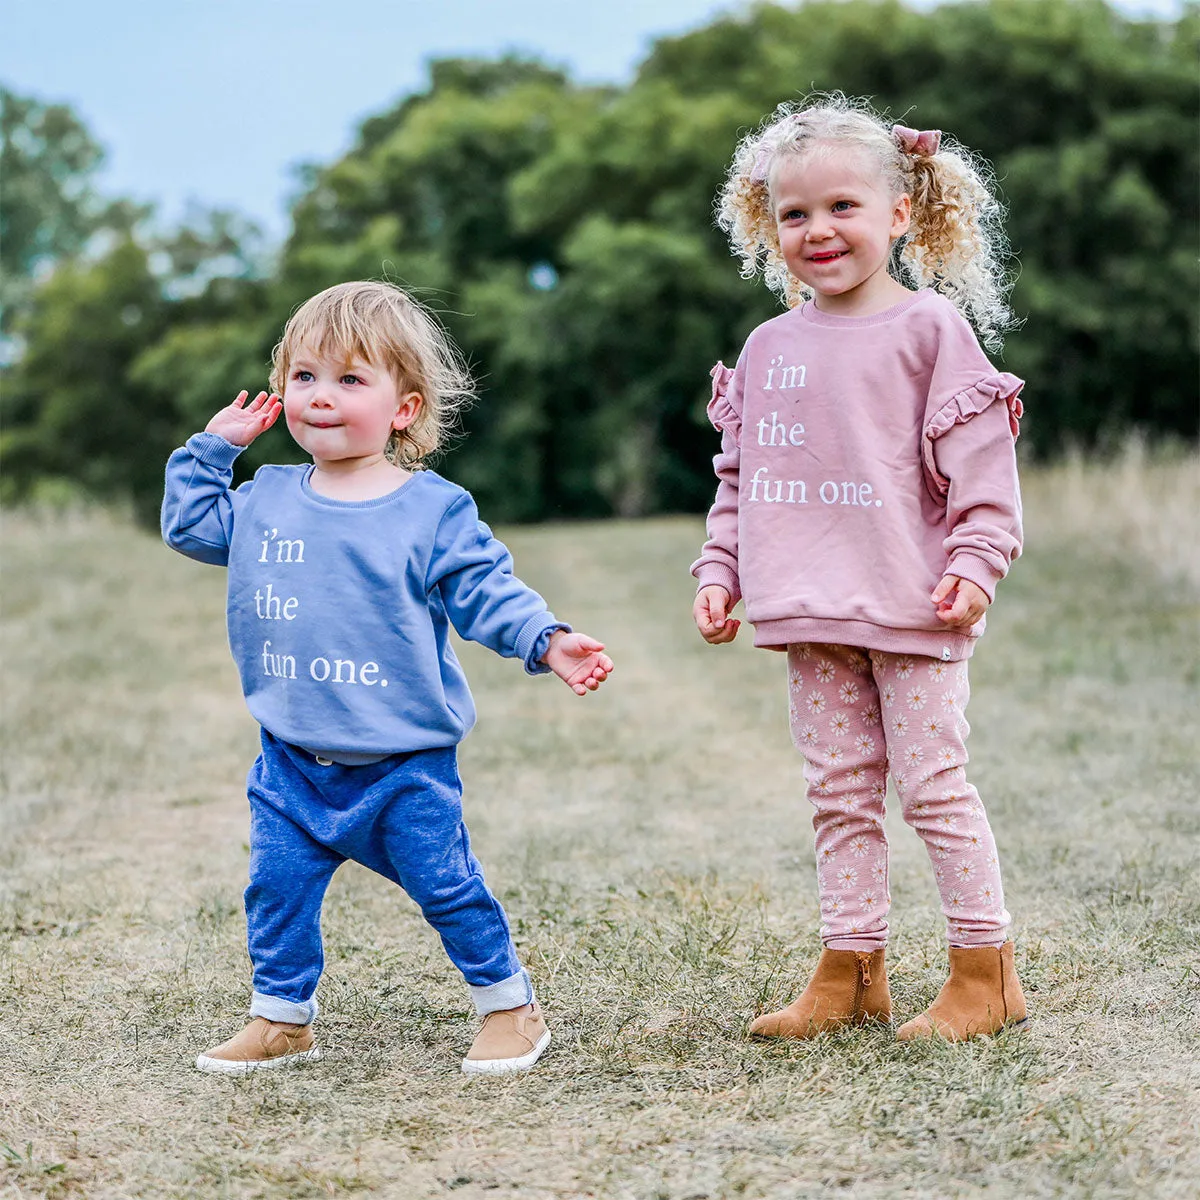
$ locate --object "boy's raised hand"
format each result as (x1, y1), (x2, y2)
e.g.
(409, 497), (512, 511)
(541, 631), (613, 695)
(206, 390), (283, 447)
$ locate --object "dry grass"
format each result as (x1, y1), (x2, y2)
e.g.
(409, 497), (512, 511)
(1, 451), (1198, 1200)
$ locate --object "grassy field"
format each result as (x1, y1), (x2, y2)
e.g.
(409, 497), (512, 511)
(2, 450), (1198, 1200)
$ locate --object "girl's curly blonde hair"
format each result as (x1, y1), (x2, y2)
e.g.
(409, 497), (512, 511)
(270, 281), (474, 468)
(717, 94), (1016, 350)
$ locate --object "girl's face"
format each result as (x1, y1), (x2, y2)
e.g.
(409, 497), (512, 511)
(283, 348), (420, 471)
(772, 147), (912, 316)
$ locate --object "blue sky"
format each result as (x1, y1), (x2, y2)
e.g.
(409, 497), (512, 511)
(2, 0), (1185, 241)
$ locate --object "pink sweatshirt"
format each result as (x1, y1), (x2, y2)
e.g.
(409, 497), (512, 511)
(692, 289), (1024, 661)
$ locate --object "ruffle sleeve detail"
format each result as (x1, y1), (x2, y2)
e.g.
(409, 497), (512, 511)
(922, 372), (1024, 497)
(705, 361), (741, 445)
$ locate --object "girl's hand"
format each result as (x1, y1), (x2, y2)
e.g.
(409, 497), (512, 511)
(932, 575), (990, 630)
(541, 631), (613, 695)
(694, 585), (740, 644)
(205, 390), (283, 447)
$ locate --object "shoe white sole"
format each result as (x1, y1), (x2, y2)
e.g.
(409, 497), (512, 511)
(461, 1029), (551, 1076)
(195, 1047), (322, 1074)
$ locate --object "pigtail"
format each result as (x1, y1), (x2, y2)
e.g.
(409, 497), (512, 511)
(900, 142), (1017, 352)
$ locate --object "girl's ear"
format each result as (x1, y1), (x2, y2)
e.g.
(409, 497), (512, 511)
(891, 193), (913, 240)
(393, 391), (423, 432)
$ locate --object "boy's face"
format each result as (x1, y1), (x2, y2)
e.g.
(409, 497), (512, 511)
(282, 348), (419, 467)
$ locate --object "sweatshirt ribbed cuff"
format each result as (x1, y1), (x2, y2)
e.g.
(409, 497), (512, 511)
(945, 553), (1002, 603)
(693, 563), (741, 605)
(185, 431), (246, 468)
(517, 615), (570, 675)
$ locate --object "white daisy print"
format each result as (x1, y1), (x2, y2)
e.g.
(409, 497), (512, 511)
(871, 860), (888, 884)
(936, 746), (958, 770)
(906, 686), (929, 711)
(789, 667), (804, 689)
(966, 799), (984, 820)
(955, 862), (975, 883)
(846, 764), (868, 787)
(797, 723), (820, 747)
(894, 657), (915, 680)
(870, 780), (888, 804)
(891, 714), (909, 737)
(936, 812), (958, 832)
(837, 865), (859, 890)
(965, 830), (985, 852)
(792, 644), (813, 661)
(815, 660), (836, 684)
(932, 839), (952, 861)
(941, 691), (959, 714)
(806, 691), (827, 715)
(829, 711), (852, 737)
(903, 744), (925, 768)
(859, 890), (879, 910)
(826, 745), (845, 765)
(928, 660), (949, 683)
(880, 683), (896, 705)
(855, 733), (877, 756)
(977, 882), (998, 907)
(847, 650), (869, 673)
(839, 681), (860, 705)
(911, 799), (930, 819)
(946, 890), (966, 911)
(822, 895), (845, 917)
(813, 776), (833, 797)
(922, 717), (945, 739)
(848, 834), (871, 857)
(819, 845), (838, 867)
(862, 703), (881, 727)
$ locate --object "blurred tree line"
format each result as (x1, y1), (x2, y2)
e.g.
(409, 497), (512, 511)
(2, 0), (1196, 525)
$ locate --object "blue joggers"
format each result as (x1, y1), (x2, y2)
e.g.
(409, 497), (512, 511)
(242, 730), (531, 1025)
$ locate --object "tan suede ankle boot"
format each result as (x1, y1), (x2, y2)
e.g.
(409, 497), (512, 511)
(749, 948), (891, 1039)
(896, 940), (1028, 1042)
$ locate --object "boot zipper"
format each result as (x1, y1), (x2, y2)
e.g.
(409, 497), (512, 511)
(854, 953), (871, 1015)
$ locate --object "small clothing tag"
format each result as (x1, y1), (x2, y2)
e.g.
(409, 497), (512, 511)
(941, 647), (952, 661)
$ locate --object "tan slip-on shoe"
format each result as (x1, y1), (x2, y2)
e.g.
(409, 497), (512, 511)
(749, 948), (891, 1039)
(896, 941), (1028, 1042)
(195, 1017), (320, 1074)
(462, 1001), (551, 1076)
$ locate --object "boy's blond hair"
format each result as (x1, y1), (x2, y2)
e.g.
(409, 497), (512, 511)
(270, 281), (474, 467)
(717, 94), (1017, 351)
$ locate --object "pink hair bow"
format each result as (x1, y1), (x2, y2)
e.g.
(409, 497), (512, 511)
(892, 124), (942, 157)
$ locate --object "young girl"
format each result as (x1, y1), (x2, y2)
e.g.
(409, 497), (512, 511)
(163, 280), (612, 1075)
(692, 96), (1027, 1042)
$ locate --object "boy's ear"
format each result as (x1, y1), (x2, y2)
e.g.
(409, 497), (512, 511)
(393, 391), (423, 432)
(891, 193), (913, 239)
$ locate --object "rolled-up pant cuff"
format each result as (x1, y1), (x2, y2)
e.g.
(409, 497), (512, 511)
(468, 968), (532, 1016)
(250, 990), (319, 1025)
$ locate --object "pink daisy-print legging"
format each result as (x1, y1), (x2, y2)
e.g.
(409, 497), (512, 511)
(787, 643), (1011, 951)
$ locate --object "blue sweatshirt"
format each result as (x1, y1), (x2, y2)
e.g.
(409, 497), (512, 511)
(162, 433), (564, 761)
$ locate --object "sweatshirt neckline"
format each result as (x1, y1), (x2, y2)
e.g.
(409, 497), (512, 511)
(798, 288), (933, 328)
(299, 465), (425, 509)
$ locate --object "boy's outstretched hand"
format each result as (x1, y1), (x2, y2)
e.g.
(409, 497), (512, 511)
(206, 390), (283, 447)
(541, 631), (613, 695)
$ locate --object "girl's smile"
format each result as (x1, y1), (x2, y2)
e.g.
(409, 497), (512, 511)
(772, 149), (912, 316)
